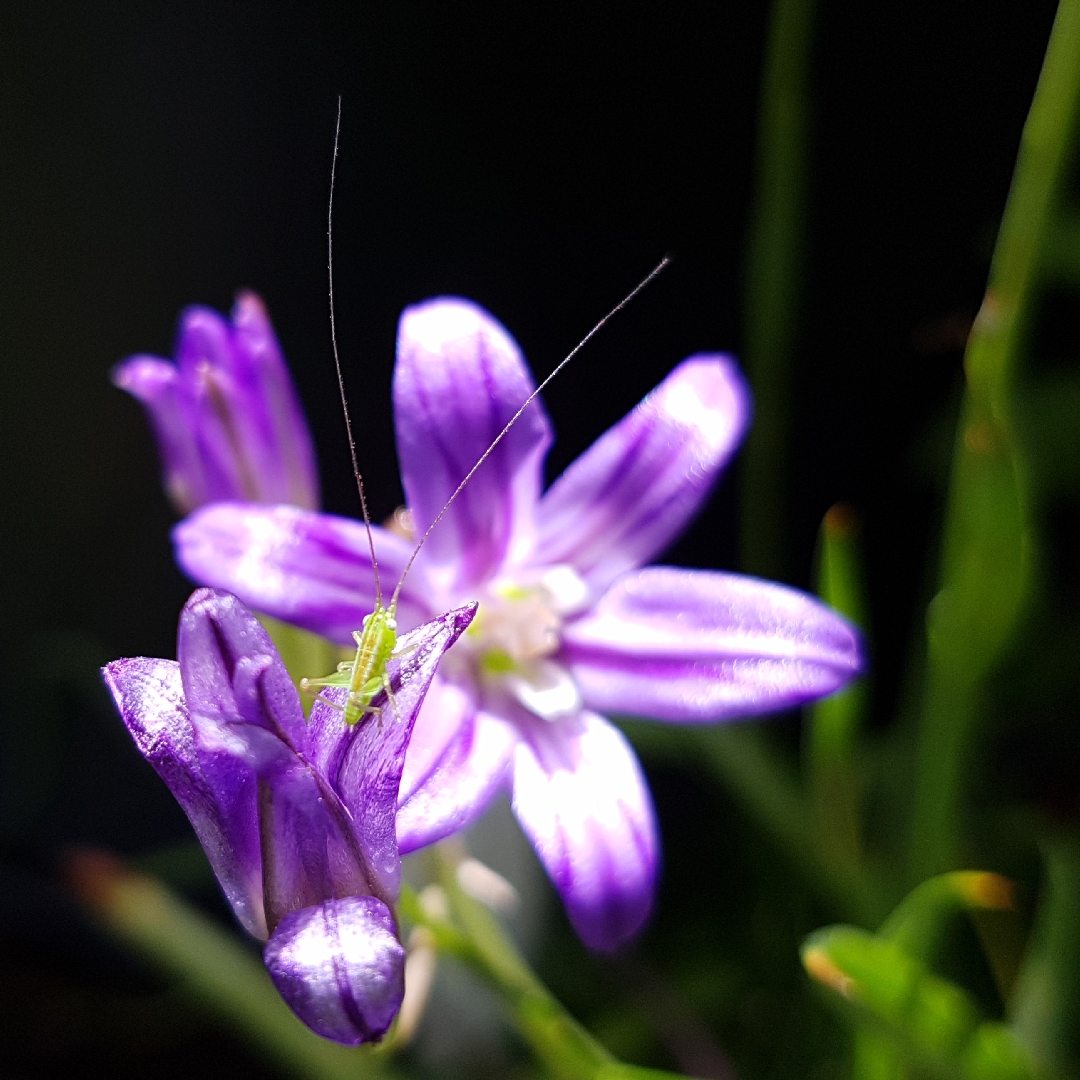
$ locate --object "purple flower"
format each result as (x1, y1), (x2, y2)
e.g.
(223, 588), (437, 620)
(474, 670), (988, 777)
(103, 588), (476, 1044)
(113, 292), (319, 513)
(173, 298), (863, 951)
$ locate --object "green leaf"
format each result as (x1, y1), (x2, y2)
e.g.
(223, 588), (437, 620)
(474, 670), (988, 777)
(879, 872), (1015, 966)
(740, 0), (814, 580)
(910, 0), (1080, 880)
(1010, 835), (1080, 1078)
(802, 926), (1040, 1080)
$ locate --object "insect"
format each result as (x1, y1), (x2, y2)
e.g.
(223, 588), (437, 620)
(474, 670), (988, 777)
(300, 99), (668, 726)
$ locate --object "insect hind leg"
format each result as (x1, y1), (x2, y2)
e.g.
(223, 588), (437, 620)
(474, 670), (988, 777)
(346, 676), (402, 730)
(383, 672), (403, 727)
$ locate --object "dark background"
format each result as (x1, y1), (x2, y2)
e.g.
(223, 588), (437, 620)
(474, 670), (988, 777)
(0, 1), (1065, 1076)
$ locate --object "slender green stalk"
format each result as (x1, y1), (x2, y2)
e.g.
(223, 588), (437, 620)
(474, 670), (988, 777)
(908, 0), (1080, 881)
(877, 871), (1015, 964)
(740, 0), (814, 580)
(806, 504), (869, 867)
(69, 852), (393, 1080)
(399, 851), (696, 1080)
(1010, 834), (1080, 1076)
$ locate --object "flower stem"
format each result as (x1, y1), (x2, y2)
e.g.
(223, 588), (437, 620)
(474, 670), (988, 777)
(739, 0), (814, 581)
(68, 851), (394, 1080)
(1010, 833), (1080, 1075)
(399, 849), (696, 1080)
(806, 505), (869, 871)
(908, 0), (1080, 881)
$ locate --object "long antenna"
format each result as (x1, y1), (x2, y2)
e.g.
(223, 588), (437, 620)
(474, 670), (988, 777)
(329, 96), (383, 607)
(390, 254), (671, 609)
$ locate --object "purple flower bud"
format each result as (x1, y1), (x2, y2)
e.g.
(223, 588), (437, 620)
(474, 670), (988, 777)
(264, 897), (406, 1045)
(113, 293), (319, 513)
(104, 589), (476, 1041)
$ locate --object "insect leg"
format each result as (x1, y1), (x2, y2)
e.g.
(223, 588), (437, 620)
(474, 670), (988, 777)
(382, 673), (403, 727)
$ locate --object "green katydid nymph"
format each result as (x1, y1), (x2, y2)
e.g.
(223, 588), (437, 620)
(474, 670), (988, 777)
(300, 100), (668, 727)
(300, 607), (400, 727)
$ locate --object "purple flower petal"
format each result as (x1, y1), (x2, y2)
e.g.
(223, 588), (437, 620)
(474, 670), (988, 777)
(563, 566), (863, 721)
(178, 588), (309, 750)
(102, 656), (267, 939)
(173, 305), (266, 504)
(175, 590), (375, 927)
(112, 357), (207, 512)
(173, 503), (426, 645)
(306, 604), (478, 900)
(394, 298), (552, 593)
(510, 709), (658, 952)
(228, 292), (320, 510)
(534, 357), (750, 596)
(396, 679), (516, 853)
(264, 897), (405, 1045)
(254, 749), (376, 929)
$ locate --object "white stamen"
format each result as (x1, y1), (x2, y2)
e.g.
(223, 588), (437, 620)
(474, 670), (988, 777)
(391, 928), (437, 1047)
(539, 564), (591, 614)
(455, 858), (519, 913)
(417, 884), (450, 922)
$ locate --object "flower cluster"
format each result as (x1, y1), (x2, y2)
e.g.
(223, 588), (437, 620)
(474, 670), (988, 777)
(104, 588), (475, 1044)
(149, 296), (862, 952)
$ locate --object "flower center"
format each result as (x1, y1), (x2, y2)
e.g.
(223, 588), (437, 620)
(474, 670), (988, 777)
(448, 564), (590, 721)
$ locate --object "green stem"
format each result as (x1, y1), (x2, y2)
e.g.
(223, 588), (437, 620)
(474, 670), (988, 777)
(399, 853), (695, 1080)
(909, 0), (1080, 881)
(401, 877), (612, 1080)
(740, 0), (814, 580)
(1010, 833), (1080, 1077)
(877, 871), (1015, 965)
(806, 505), (869, 869)
(69, 852), (394, 1080)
